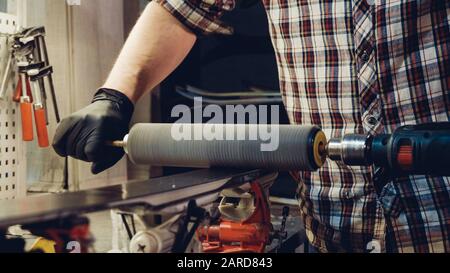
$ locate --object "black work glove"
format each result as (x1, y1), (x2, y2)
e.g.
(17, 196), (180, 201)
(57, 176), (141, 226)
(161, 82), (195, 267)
(53, 88), (134, 174)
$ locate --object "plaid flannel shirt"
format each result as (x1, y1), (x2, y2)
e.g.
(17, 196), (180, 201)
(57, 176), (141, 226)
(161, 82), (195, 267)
(154, 0), (450, 252)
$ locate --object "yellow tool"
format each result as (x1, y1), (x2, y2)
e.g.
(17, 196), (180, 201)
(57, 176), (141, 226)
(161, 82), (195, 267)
(30, 238), (56, 253)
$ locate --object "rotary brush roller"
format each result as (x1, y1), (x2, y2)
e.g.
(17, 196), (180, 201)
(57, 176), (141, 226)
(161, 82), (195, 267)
(112, 123), (328, 171)
(112, 122), (450, 176)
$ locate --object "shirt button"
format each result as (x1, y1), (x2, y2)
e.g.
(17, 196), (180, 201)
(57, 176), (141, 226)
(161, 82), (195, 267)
(367, 116), (378, 125)
(344, 191), (355, 199)
(361, 51), (370, 63)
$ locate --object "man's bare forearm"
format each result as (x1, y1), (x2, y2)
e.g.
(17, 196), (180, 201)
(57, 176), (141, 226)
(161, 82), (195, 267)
(102, 2), (197, 103)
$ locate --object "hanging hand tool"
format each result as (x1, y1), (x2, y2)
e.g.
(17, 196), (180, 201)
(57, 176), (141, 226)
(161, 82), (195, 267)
(17, 26), (67, 187)
(29, 32), (49, 124)
(16, 62), (34, 142)
(9, 34), (39, 142)
(10, 35), (35, 102)
(17, 26), (60, 124)
(13, 74), (32, 103)
(36, 29), (60, 123)
(27, 65), (52, 148)
(13, 62), (33, 103)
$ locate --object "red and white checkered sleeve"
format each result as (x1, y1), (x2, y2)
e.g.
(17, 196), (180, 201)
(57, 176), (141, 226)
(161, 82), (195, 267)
(153, 0), (235, 35)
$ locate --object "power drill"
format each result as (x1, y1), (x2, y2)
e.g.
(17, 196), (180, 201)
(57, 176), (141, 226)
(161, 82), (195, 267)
(113, 122), (449, 179)
(326, 122), (450, 177)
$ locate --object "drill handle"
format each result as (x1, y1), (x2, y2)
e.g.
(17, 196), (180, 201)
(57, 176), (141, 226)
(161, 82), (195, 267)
(372, 122), (450, 176)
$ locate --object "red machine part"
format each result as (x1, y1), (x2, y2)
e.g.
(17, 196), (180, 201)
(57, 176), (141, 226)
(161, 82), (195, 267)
(197, 182), (272, 253)
(397, 145), (413, 170)
(26, 216), (92, 253)
(45, 224), (91, 253)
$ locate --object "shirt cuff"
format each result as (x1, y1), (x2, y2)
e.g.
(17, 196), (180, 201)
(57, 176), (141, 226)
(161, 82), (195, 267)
(153, 0), (234, 35)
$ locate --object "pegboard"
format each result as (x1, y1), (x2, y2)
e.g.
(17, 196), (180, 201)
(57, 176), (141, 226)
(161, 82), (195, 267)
(0, 12), (22, 200)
